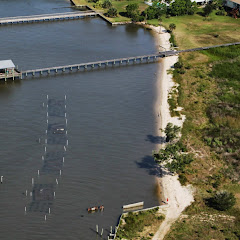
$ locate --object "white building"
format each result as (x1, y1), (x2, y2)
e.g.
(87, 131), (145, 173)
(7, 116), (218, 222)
(0, 60), (18, 81)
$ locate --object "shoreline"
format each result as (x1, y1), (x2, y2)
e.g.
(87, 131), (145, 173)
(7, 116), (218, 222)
(148, 25), (194, 240)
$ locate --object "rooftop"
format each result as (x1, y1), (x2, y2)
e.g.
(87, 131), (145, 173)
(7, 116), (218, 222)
(228, 0), (240, 4)
(0, 60), (15, 70)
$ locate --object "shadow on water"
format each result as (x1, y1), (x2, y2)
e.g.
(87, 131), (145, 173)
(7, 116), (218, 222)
(135, 155), (160, 177)
(145, 134), (165, 144)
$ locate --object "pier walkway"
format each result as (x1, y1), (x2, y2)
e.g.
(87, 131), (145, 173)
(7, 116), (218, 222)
(0, 11), (97, 25)
(20, 42), (240, 79)
(0, 42), (238, 80)
(20, 52), (170, 78)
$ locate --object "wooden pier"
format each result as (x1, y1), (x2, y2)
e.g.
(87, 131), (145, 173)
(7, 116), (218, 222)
(0, 11), (97, 25)
(1, 42), (239, 81)
(20, 52), (170, 79)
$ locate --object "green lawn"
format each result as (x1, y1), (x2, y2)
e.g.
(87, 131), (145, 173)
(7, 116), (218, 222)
(72, 0), (147, 22)
(148, 10), (240, 49)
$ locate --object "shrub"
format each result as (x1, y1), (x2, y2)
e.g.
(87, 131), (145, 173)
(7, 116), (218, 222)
(102, 0), (112, 8)
(106, 7), (118, 17)
(206, 190), (236, 211)
(179, 173), (188, 185)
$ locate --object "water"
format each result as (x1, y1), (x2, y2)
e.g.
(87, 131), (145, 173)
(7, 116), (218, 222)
(0, 1), (161, 239)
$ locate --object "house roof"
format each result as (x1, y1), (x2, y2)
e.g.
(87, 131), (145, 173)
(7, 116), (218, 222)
(0, 60), (15, 70)
(231, 0), (240, 4)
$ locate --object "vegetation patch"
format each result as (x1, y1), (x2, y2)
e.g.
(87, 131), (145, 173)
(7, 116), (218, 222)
(115, 208), (165, 240)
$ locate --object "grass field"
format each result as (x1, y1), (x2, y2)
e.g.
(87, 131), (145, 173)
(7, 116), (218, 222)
(148, 10), (240, 49)
(72, 0), (147, 22)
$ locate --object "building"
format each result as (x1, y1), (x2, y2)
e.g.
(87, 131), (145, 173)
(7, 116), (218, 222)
(225, 0), (240, 9)
(0, 60), (19, 81)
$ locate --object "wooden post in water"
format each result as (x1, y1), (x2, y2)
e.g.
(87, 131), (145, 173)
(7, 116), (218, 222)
(1, 176), (3, 184)
(96, 225), (98, 234)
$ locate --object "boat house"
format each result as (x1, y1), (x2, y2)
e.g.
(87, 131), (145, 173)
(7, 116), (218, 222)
(0, 60), (20, 81)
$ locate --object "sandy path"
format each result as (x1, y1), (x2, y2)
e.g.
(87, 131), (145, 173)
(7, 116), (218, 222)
(148, 25), (194, 240)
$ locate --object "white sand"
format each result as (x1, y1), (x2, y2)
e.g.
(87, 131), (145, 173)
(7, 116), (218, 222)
(148, 25), (194, 240)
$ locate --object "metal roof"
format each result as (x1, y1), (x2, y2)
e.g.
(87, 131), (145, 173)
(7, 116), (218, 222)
(0, 60), (15, 70)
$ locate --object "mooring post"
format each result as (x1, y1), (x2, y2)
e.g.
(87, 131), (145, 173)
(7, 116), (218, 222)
(25, 206), (27, 213)
(1, 176), (3, 184)
(56, 179), (58, 185)
(96, 225), (98, 234)
(101, 228), (103, 236)
(48, 208), (51, 214)
(60, 170), (62, 176)
(38, 170), (40, 176)
(45, 215), (47, 221)
(63, 157), (65, 163)
(110, 226), (112, 234)
(63, 67), (65, 72)
(32, 178), (34, 186)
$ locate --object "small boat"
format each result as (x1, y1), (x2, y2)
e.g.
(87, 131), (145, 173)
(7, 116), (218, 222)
(87, 206), (98, 212)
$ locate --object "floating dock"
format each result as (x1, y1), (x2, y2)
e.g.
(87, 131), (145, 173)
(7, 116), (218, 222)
(0, 11), (97, 25)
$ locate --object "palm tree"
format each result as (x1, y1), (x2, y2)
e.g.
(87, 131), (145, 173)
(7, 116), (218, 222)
(169, 23), (176, 32)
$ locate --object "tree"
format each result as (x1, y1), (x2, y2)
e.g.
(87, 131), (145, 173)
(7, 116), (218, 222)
(169, 23), (176, 32)
(203, 3), (213, 17)
(106, 7), (118, 17)
(164, 123), (181, 142)
(207, 190), (236, 211)
(126, 3), (139, 18)
(102, 0), (112, 9)
(169, 0), (197, 16)
(153, 141), (193, 172)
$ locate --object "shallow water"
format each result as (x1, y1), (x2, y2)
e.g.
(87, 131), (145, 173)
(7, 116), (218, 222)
(0, 1), (161, 239)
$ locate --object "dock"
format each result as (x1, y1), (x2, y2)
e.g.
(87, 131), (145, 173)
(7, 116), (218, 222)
(123, 201), (144, 210)
(0, 11), (97, 25)
(20, 52), (169, 78)
(1, 42), (239, 81)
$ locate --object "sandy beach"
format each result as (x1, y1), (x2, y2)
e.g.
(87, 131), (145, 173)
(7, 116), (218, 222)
(148, 25), (194, 240)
